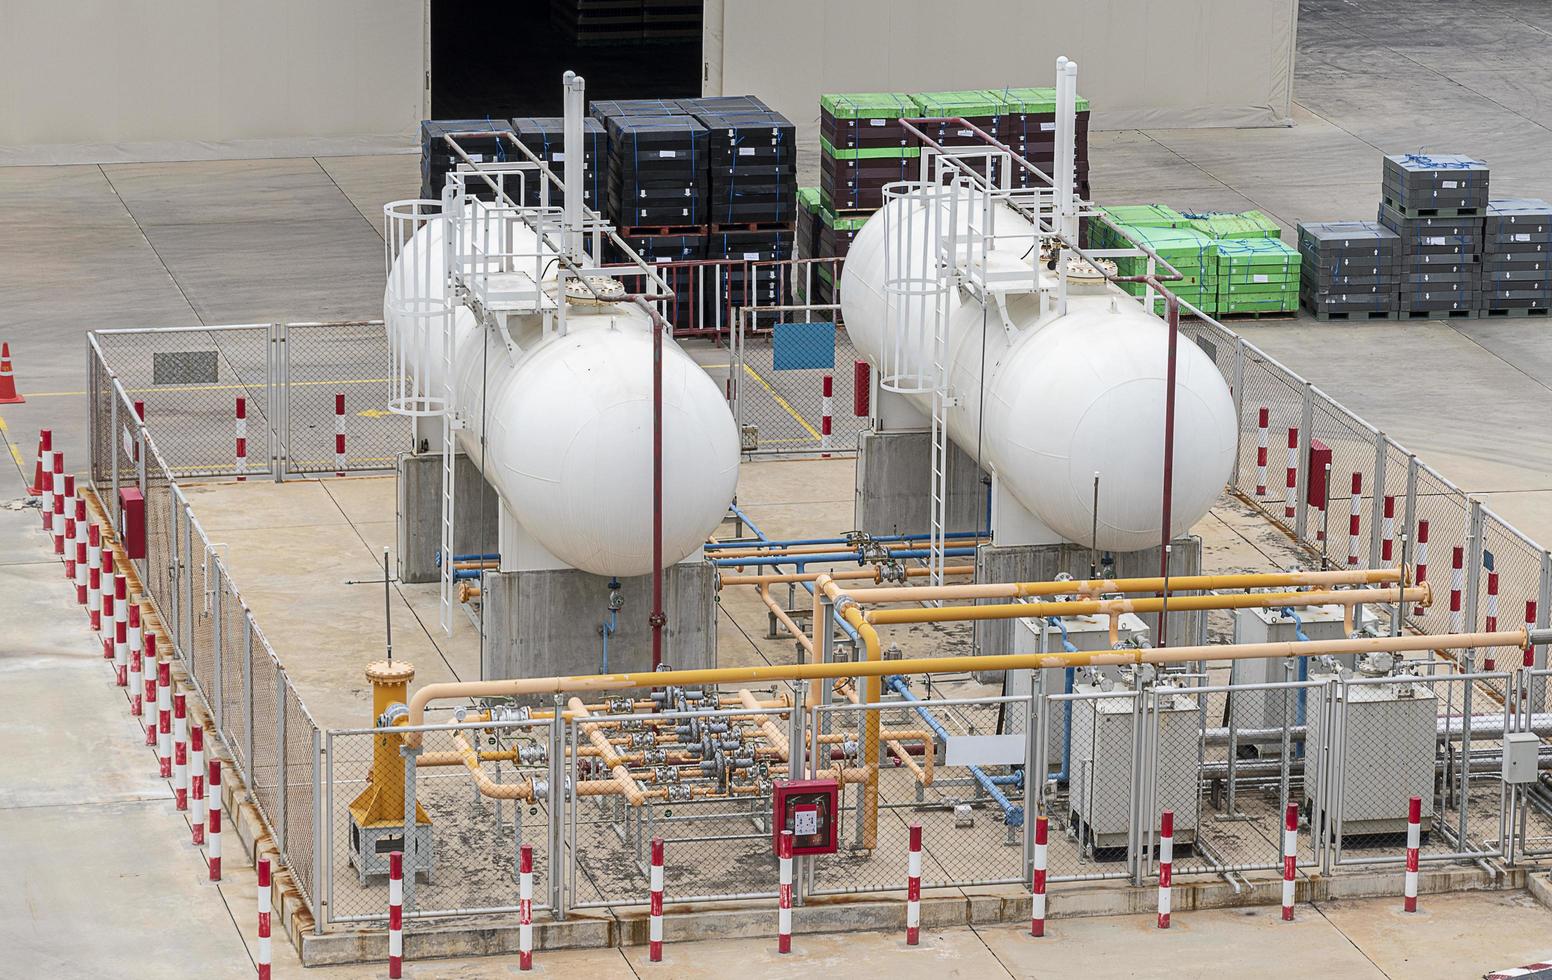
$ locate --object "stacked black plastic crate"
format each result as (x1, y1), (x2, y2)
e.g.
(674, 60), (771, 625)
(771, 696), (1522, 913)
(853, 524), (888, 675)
(1480, 199), (1552, 317)
(1378, 154), (1487, 319)
(550, 0), (642, 44)
(594, 101), (709, 323)
(1296, 221), (1402, 320)
(509, 117), (608, 211)
(420, 119), (515, 202)
(684, 95), (797, 326)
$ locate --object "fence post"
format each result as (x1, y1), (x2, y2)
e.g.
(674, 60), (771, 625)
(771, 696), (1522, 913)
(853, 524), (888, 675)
(315, 729), (327, 937)
(1024, 671), (1040, 879)
(1460, 498), (1484, 850)
(1369, 433), (1387, 570)
(244, 616), (255, 777)
(1230, 337), (1246, 488)
(168, 489), (180, 656)
(211, 533), (223, 731)
(1295, 383), (1314, 542)
(275, 662), (288, 860)
(110, 390), (120, 525)
(400, 741), (419, 916)
(549, 696), (566, 920)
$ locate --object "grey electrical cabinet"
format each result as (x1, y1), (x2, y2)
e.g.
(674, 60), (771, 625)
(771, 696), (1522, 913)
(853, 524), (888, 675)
(1305, 673), (1436, 838)
(1068, 682), (1200, 853)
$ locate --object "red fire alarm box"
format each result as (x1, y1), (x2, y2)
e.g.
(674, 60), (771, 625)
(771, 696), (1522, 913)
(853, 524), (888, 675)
(1306, 438), (1332, 509)
(118, 487), (145, 559)
(773, 779), (839, 855)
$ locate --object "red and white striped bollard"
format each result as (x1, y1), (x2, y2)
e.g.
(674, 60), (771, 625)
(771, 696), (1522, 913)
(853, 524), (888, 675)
(52, 469), (68, 554)
(905, 823), (922, 945)
(519, 843), (534, 970)
(173, 692), (188, 810)
(649, 836), (665, 961)
(388, 850), (404, 978)
(258, 857), (272, 979)
(778, 829), (794, 953)
(86, 525), (102, 621)
(190, 725), (206, 845)
(1030, 814), (1048, 937)
(69, 494), (85, 581)
(98, 561), (116, 658)
(112, 576), (128, 674)
(144, 633), (160, 745)
(129, 635), (144, 718)
(1347, 473), (1362, 566)
(41, 450), (58, 530)
(235, 397), (248, 481)
(1403, 795), (1421, 912)
(28, 428), (50, 496)
(1284, 427), (1298, 520)
(118, 603), (138, 687)
(1449, 545), (1465, 633)
(63, 484), (78, 570)
(157, 658), (172, 777)
(207, 759), (222, 881)
(1381, 495), (1396, 563)
(1255, 407), (1269, 496)
(334, 392), (347, 476)
(1414, 520), (1430, 616)
(1281, 803), (1297, 921)
(820, 375), (833, 458)
(1157, 810), (1173, 929)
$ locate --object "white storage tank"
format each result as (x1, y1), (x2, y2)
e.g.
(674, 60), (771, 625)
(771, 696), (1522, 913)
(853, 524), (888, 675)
(385, 206), (740, 577)
(840, 189), (1238, 552)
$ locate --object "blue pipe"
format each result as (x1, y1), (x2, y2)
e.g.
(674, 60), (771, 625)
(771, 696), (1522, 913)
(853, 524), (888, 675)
(885, 674), (1023, 827)
(1281, 607), (1311, 751)
(706, 529), (983, 551)
(711, 546), (977, 569)
(600, 608), (617, 674)
(452, 568), (483, 580)
(726, 502), (768, 543)
(1046, 617), (1079, 785)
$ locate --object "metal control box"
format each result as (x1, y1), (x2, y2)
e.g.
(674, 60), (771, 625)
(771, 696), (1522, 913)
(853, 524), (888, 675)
(117, 487), (146, 559)
(1503, 731), (1540, 785)
(1229, 603), (1377, 741)
(773, 779), (839, 855)
(996, 613), (1150, 774)
(1069, 682), (1199, 852)
(1305, 673), (1436, 838)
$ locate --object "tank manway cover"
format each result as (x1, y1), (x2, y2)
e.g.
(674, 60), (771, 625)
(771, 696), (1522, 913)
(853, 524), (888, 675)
(1064, 255), (1116, 291)
(565, 274), (627, 305)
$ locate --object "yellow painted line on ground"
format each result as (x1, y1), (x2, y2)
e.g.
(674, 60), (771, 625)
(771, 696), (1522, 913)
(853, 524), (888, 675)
(21, 377), (393, 398)
(741, 363), (821, 440)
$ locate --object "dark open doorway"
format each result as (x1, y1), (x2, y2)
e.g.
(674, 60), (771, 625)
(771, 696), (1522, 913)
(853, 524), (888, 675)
(430, 0), (704, 120)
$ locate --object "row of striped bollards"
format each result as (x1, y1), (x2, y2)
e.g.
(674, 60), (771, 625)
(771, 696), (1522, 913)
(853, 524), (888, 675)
(29, 429), (240, 963)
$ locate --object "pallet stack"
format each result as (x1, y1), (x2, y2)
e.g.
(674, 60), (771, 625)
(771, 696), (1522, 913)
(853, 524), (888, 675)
(1213, 238), (1301, 315)
(991, 87), (1092, 195)
(819, 92), (920, 218)
(1376, 153), (1488, 319)
(1480, 198), (1551, 317)
(1296, 222), (1402, 321)
(420, 119), (516, 202)
(509, 117), (608, 210)
(550, 0), (643, 44)
(1097, 224), (1219, 315)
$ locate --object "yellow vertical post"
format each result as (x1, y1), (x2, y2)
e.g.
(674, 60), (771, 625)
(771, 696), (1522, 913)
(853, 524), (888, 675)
(348, 660), (429, 828)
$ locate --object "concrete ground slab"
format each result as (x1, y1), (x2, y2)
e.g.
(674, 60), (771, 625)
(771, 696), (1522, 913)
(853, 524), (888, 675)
(621, 927), (1011, 979)
(1317, 890), (1552, 980)
(315, 154), (423, 236)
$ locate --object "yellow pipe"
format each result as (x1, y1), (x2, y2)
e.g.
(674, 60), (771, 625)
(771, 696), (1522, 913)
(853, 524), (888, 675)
(759, 583), (817, 660)
(813, 573), (883, 849)
(862, 586), (1429, 626)
(719, 564), (977, 587)
(840, 567), (1404, 606)
(450, 731), (534, 801)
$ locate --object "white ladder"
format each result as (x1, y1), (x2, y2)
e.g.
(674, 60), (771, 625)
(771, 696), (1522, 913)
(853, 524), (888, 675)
(437, 185), (463, 636)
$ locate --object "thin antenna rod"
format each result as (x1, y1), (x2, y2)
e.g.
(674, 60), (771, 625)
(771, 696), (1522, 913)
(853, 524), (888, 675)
(1090, 472), (1101, 580)
(384, 547), (394, 663)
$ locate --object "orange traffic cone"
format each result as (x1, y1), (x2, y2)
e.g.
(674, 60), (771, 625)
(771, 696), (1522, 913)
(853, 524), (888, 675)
(0, 343), (22, 404)
(28, 428), (50, 496)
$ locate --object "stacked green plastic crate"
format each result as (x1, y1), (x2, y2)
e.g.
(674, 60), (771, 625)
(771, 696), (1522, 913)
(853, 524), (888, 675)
(1089, 208), (1215, 313)
(1184, 210), (1299, 314)
(818, 92), (918, 215)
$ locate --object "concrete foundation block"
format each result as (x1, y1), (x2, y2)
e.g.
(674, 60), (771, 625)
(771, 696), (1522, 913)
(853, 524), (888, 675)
(973, 537), (1203, 657)
(854, 429), (986, 537)
(480, 560), (717, 682)
(396, 452), (500, 584)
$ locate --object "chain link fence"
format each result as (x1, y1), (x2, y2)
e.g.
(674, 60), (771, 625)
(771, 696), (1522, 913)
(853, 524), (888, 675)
(90, 322), (409, 481)
(87, 333), (324, 919)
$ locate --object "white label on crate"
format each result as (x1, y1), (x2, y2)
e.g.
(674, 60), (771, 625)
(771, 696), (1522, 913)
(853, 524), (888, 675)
(743, 252), (761, 261)
(658, 150), (677, 158)
(956, 128), (973, 137)
(869, 118), (886, 126)
(467, 153), (485, 162)
(1516, 233), (1532, 241)
(1041, 122), (1056, 131)
(1442, 180), (1458, 188)
(1253, 274), (1270, 283)
(739, 147), (756, 156)
(551, 151), (565, 161)
(1426, 236), (1446, 245)
(654, 256), (670, 263)
(683, 187), (691, 196)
